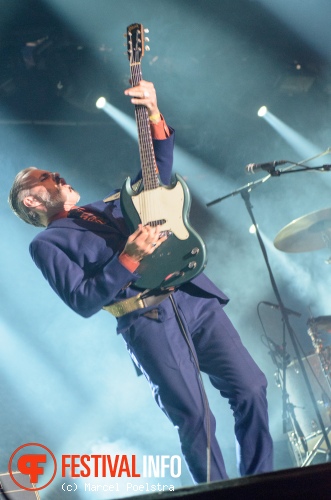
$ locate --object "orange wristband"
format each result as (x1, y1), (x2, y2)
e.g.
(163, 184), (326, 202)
(119, 252), (140, 273)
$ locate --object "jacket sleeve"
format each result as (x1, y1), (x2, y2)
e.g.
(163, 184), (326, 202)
(30, 237), (140, 318)
(153, 127), (175, 185)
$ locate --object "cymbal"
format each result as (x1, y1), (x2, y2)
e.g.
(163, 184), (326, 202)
(274, 207), (331, 253)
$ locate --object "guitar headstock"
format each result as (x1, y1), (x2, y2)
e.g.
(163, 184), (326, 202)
(126, 23), (150, 64)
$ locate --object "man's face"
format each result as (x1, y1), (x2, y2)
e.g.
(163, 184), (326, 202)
(23, 169), (80, 212)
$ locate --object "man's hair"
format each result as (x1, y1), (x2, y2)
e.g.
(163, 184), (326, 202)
(8, 167), (44, 227)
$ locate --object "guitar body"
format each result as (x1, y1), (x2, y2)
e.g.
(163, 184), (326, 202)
(120, 174), (207, 290)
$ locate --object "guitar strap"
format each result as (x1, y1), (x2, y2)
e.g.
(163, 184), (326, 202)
(103, 192), (120, 202)
(103, 289), (173, 318)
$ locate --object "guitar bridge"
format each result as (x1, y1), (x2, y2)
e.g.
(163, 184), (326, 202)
(144, 219), (172, 239)
(159, 230), (172, 239)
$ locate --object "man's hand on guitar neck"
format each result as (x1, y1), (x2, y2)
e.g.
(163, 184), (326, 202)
(124, 80), (160, 118)
(119, 224), (168, 272)
(124, 80), (170, 138)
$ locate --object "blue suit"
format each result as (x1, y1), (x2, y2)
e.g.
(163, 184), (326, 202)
(30, 130), (273, 483)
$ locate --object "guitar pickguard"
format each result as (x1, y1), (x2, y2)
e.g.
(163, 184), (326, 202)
(131, 182), (189, 240)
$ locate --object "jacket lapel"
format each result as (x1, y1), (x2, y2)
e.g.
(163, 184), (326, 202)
(46, 199), (130, 237)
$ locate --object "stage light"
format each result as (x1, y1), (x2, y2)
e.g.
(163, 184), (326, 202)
(257, 106), (268, 117)
(249, 224), (258, 234)
(96, 96), (106, 109)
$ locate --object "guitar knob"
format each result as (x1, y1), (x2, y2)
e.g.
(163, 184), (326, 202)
(191, 247), (200, 255)
(144, 28), (150, 33)
(188, 261), (197, 269)
(145, 45), (150, 51)
(145, 37), (150, 42)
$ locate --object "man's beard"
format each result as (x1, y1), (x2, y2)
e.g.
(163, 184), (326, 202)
(35, 186), (80, 210)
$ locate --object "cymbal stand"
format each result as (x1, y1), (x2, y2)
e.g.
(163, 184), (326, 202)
(241, 187), (329, 439)
(206, 149), (331, 463)
(266, 329), (309, 465)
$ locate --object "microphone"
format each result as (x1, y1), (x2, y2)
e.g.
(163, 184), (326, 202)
(261, 301), (301, 318)
(245, 160), (288, 174)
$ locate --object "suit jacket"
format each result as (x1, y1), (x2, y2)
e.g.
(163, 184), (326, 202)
(30, 129), (228, 332)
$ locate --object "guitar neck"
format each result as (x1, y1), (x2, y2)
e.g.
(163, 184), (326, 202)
(130, 62), (159, 190)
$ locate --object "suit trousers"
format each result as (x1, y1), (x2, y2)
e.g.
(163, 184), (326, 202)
(122, 287), (273, 483)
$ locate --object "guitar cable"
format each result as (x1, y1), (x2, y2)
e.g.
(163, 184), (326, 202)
(169, 294), (211, 483)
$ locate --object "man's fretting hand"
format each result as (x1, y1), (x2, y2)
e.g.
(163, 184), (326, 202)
(124, 80), (160, 119)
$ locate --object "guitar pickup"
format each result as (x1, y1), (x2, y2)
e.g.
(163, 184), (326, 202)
(145, 219), (166, 226)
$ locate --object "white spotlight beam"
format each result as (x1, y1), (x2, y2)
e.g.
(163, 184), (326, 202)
(100, 101), (138, 140)
(261, 110), (322, 160)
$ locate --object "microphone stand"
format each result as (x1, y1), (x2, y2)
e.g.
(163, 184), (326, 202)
(206, 148), (331, 461)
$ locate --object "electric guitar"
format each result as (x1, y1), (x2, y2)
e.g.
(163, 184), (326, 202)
(120, 23), (207, 290)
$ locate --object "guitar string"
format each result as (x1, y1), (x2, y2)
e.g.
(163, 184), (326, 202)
(131, 39), (169, 227)
(138, 63), (160, 225)
(131, 63), (147, 222)
(139, 105), (159, 225)
(131, 61), (149, 223)
(134, 61), (158, 191)
(134, 65), (154, 225)
(134, 63), (159, 192)
(131, 60), (159, 226)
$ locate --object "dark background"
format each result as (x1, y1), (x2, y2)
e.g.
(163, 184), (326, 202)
(1, 1), (331, 498)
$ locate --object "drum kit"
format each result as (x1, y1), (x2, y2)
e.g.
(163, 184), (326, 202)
(273, 207), (331, 466)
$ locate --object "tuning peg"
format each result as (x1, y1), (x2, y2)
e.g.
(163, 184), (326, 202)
(145, 37), (150, 42)
(145, 45), (150, 51)
(144, 28), (149, 33)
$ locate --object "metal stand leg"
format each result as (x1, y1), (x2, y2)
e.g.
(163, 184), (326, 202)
(302, 427), (331, 466)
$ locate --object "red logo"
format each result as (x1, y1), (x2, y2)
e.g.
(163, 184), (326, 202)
(8, 443), (57, 491)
